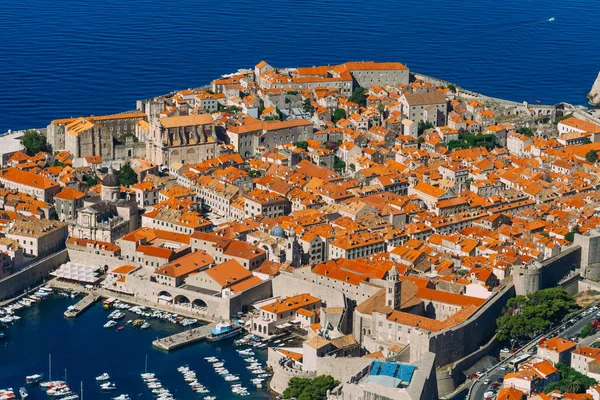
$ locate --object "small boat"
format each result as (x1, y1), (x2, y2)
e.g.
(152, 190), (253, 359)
(39, 381), (65, 388)
(112, 395), (130, 400)
(549, 17), (555, 22)
(18, 388), (27, 399)
(25, 374), (43, 384)
(104, 321), (117, 328)
(0, 332), (6, 340)
(100, 382), (116, 392)
(117, 326), (125, 331)
(204, 397), (216, 400)
(61, 396), (79, 400)
(95, 373), (110, 382)
(140, 373), (155, 380)
(141, 322), (150, 329)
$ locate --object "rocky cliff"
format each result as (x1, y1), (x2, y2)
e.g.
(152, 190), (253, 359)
(588, 72), (600, 107)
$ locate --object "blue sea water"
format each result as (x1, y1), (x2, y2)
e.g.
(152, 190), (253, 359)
(0, 0), (599, 133)
(0, 295), (273, 399)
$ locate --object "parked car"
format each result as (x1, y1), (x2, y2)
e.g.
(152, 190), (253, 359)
(484, 378), (491, 384)
(497, 377), (504, 383)
(476, 371), (486, 377)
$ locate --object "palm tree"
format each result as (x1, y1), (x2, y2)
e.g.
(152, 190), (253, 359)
(563, 378), (582, 393)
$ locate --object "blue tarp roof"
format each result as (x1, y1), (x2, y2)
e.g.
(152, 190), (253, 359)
(367, 361), (416, 387)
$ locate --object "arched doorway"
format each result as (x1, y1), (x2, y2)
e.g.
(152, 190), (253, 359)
(174, 295), (191, 307)
(192, 298), (207, 310)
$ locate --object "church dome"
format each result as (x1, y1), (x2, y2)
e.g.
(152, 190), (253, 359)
(270, 225), (285, 237)
(102, 167), (119, 187)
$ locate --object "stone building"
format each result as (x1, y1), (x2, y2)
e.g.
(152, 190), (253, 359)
(54, 187), (86, 222)
(68, 169), (138, 242)
(146, 114), (218, 166)
(47, 111), (148, 154)
(226, 117), (313, 158)
(0, 168), (61, 203)
(7, 219), (68, 258)
(399, 92), (447, 136)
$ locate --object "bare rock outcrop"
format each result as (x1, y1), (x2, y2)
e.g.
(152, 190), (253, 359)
(588, 72), (600, 107)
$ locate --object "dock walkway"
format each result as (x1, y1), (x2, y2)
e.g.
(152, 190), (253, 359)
(64, 294), (99, 318)
(152, 322), (217, 351)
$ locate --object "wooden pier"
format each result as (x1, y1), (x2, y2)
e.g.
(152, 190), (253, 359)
(152, 322), (217, 351)
(64, 294), (99, 318)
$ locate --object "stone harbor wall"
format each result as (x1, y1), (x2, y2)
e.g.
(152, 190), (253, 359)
(0, 250), (68, 301)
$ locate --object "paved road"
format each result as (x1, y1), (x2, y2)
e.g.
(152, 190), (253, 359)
(468, 306), (600, 400)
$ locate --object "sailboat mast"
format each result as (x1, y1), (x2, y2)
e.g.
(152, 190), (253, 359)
(80, 381), (83, 400)
(49, 354), (52, 381)
(145, 354), (148, 374)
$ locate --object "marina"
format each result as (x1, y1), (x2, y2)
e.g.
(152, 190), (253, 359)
(0, 292), (273, 400)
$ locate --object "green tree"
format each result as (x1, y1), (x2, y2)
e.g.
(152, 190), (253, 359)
(417, 136), (425, 144)
(53, 160), (65, 167)
(349, 87), (367, 107)
(248, 170), (261, 178)
(565, 225), (580, 243)
(116, 163), (138, 186)
(580, 323), (596, 338)
(377, 103), (386, 121)
(333, 160), (346, 170)
(294, 141), (309, 150)
(583, 138), (593, 144)
(516, 127), (534, 137)
(21, 129), (48, 155)
(302, 99), (315, 115)
(496, 287), (579, 342)
(332, 108), (347, 123)
(283, 375), (339, 400)
(349, 163), (355, 171)
(418, 121), (434, 135)
(83, 175), (98, 187)
(447, 83), (456, 92)
(544, 362), (597, 393)
(586, 150), (598, 163)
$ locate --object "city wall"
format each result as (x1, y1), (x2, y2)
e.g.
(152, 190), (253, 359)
(228, 278), (273, 315)
(272, 273), (347, 308)
(67, 249), (126, 269)
(0, 250), (69, 301)
(267, 346), (372, 395)
(513, 246), (581, 295)
(436, 333), (500, 397)
(409, 284), (514, 380)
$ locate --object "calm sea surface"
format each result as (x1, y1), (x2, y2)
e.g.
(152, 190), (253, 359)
(0, 295), (272, 399)
(1, 0), (599, 132)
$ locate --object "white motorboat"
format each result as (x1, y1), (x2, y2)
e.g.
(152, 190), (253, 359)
(95, 373), (110, 382)
(224, 375), (240, 382)
(25, 374), (43, 384)
(100, 382), (116, 392)
(140, 373), (155, 380)
(112, 395), (130, 400)
(103, 321), (117, 328)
